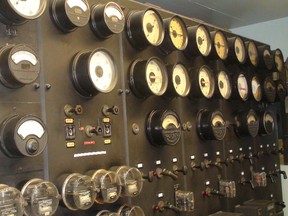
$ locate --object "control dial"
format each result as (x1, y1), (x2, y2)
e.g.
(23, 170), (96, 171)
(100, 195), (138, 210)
(0, 44), (40, 88)
(185, 24), (212, 58)
(258, 111), (275, 136)
(51, 0), (90, 32)
(126, 8), (164, 50)
(197, 109), (226, 141)
(235, 109), (259, 138)
(0, 0), (46, 25)
(21, 179), (60, 216)
(129, 57), (168, 98)
(0, 115), (47, 158)
(89, 2), (125, 39)
(72, 49), (117, 98)
(146, 109), (181, 146)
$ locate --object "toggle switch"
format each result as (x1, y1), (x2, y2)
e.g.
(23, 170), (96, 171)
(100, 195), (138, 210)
(64, 104), (83, 117)
(173, 165), (188, 175)
(102, 105), (120, 116)
(85, 125), (103, 138)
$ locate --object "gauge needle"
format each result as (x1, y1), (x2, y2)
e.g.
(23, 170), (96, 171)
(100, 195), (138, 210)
(240, 88), (247, 91)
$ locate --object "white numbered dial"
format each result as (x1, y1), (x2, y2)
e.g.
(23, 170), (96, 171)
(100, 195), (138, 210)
(214, 31), (228, 60)
(142, 10), (164, 46)
(248, 41), (259, 66)
(234, 37), (246, 63)
(172, 64), (190, 97)
(198, 66), (215, 98)
(169, 17), (188, 50)
(237, 74), (249, 101)
(251, 76), (262, 102)
(217, 71), (231, 99)
(89, 50), (117, 93)
(196, 25), (211, 56)
(145, 59), (167, 95)
(8, 0), (46, 18)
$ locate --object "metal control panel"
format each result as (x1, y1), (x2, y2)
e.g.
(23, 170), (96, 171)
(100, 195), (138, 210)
(0, 0), (286, 216)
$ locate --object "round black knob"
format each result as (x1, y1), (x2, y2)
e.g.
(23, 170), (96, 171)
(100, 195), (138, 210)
(26, 139), (39, 155)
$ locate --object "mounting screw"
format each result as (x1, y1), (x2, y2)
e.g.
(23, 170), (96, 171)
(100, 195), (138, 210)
(45, 84), (51, 90)
(33, 83), (40, 89)
(132, 123), (140, 135)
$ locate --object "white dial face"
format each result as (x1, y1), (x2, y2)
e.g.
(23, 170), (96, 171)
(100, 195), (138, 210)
(145, 59), (167, 95)
(172, 64), (190, 97)
(251, 76), (262, 102)
(217, 71), (231, 99)
(142, 10), (163, 46)
(275, 50), (283, 72)
(89, 50), (117, 93)
(212, 114), (225, 127)
(248, 41), (258, 66)
(237, 74), (249, 100)
(196, 26), (211, 56)
(162, 115), (180, 129)
(198, 66), (214, 98)
(247, 114), (257, 125)
(169, 17), (188, 50)
(9, 0), (43, 17)
(234, 37), (246, 63)
(214, 31), (228, 60)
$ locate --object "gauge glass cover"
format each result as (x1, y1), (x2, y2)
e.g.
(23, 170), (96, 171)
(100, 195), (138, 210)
(8, 0), (46, 18)
(234, 37), (246, 63)
(217, 71), (232, 99)
(251, 76), (262, 102)
(198, 66), (215, 98)
(169, 16), (188, 50)
(214, 31), (228, 60)
(237, 74), (249, 101)
(172, 64), (190, 97)
(196, 25), (211, 56)
(248, 41), (259, 66)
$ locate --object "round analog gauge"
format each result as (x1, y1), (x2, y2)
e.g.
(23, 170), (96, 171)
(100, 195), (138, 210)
(237, 73), (249, 101)
(251, 76), (262, 102)
(247, 41), (259, 67)
(262, 77), (276, 103)
(89, 2), (125, 39)
(72, 49), (117, 98)
(171, 64), (191, 97)
(217, 70), (232, 100)
(273, 49), (284, 72)
(235, 109), (259, 138)
(259, 111), (274, 135)
(126, 8), (164, 49)
(51, 0), (91, 32)
(129, 58), (168, 98)
(198, 66), (215, 98)
(234, 37), (246, 64)
(146, 110), (181, 146)
(276, 79), (287, 101)
(118, 205), (145, 216)
(197, 109), (226, 141)
(0, 0), (46, 25)
(213, 30), (228, 60)
(259, 46), (274, 70)
(160, 16), (188, 54)
(196, 25), (212, 56)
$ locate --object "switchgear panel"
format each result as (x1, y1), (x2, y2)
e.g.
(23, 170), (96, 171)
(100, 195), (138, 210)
(0, 0), (286, 216)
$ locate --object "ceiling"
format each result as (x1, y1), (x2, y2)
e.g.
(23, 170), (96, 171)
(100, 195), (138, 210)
(136, 0), (288, 29)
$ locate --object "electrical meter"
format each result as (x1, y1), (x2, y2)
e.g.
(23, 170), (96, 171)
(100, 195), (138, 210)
(146, 109), (181, 146)
(0, 0), (46, 25)
(0, 114), (47, 158)
(175, 190), (194, 212)
(232, 72), (249, 101)
(189, 65), (215, 99)
(72, 48), (117, 98)
(210, 30), (229, 60)
(90, 169), (121, 204)
(111, 166), (143, 197)
(258, 111), (275, 136)
(21, 179), (60, 216)
(251, 75), (262, 102)
(262, 76), (276, 103)
(227, 36), (246, 64)
(258, 46), (274, 70)
(129, 57), (168, 98)
(275, 79), (287, 102)
(0, 184), (25, 216)
(216, 70), (232, 100)
(246, 41), (259, 67)
(96, 210), (118, 216)
(219, 180), (236, 198)
(185, 24), (212, 58)
(159, 15), (188, 54)
(126, 8), (164, 50)
(0, 44), (40, 88)
(51, 0), (90, 32)
(89, 2), (125, 39)
(251, 172), (267, 187)
(117, 205), (145, 216)
(60, 173), (96, 211)
(272, 49), (284, 72)
(235, 109), (259, 138)
(197, 109), (226, 141)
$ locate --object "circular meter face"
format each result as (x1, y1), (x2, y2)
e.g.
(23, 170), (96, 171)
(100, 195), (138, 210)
(146, 110), (181, 146)
(62, 173), (96, 211)
(72, 49), (117, 97)
(169, 16), (188, 50)
(142, 9), (164, 46)
(234, 37), (246, 64)
(274, 49), (284, 72)
(172, 64), (191, 97)
(0, 184), (25, 216)
(251, 76), (262, 102)
(97, 211), (118, 216)
(145, 58), (168, 96)
(198, 66), (215, 98)
(118, 205), (145, 216)
(214, 31), (228, 60)
(8, 0), (46, 18)
(259, 111), (275, 135)
(263, 77), (276, 103)
(247, 41), (259, 66)
(21, 179), (59, 216)
(217, 71), (232, 100)
(236, 109), (260, 137)
(196, 25), (212, 56)
(237, 74), (249, 101)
